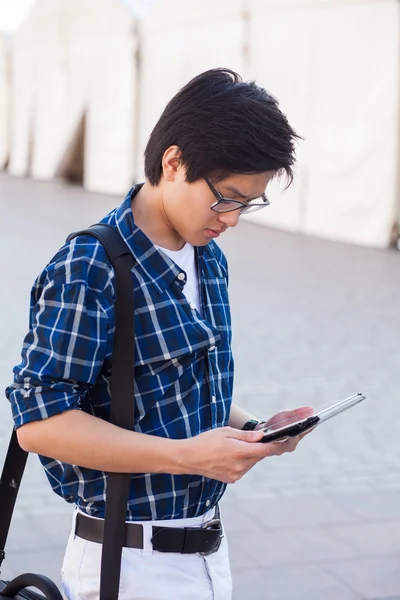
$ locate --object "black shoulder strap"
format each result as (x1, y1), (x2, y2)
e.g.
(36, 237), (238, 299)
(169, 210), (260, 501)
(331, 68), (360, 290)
(0, 223), (136, 600)
(0, 432), (28, 568)
(67, 224), (135, 600)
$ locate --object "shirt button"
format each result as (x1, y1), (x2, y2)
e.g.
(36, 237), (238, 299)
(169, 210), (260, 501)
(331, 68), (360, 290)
(211, 396), (216, 403)
(189, 302), (196, 310)
(205, 499), (211, 507)
(209, 346), (216, 351)
(177, 272), (185, 281)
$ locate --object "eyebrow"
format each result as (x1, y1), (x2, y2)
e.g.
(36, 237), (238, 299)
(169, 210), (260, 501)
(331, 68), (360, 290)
(223, 185), (254, 201)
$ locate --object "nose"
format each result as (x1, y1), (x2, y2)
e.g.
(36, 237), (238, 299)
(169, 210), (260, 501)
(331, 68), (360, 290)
(217, 210), (241, 229)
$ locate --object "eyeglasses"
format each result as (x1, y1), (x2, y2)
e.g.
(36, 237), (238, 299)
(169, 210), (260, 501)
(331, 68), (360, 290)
(204, 176), (270, 214)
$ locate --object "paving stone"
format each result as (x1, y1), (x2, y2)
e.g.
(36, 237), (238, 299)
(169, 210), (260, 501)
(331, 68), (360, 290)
(25, 509), (74, 547)
(2, 547), (65, 589)
(219, 499), (262, 532)
(232, 565), (363, 600)
(226, 538), (257, 573)
(320, 484), (376, 495)
(327, 521), (400, 556)
(6, 515), (55, 553)
(324, 557), (400, 599)
(240, 493), (359, 529)
(0, 560), (17, 582)
(330, 490), (400, 521)
(233, 526), (358, 567)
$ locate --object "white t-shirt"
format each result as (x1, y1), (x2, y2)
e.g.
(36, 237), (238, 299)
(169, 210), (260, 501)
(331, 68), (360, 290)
(156, 243), (201, 313)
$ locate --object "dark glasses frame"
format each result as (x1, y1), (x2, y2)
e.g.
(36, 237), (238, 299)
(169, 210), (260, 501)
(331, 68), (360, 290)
(204, 176), (270, 214)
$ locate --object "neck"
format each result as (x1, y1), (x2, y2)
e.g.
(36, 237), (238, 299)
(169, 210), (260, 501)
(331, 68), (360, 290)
(131, 182), (185, 251)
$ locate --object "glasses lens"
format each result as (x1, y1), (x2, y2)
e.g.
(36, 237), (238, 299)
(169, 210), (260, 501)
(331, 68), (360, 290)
(240, 203), (268, 214)
(212, 200), (243, 213)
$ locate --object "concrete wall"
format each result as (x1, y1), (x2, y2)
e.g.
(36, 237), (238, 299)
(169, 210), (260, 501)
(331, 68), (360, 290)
(8, 0), (137, 195)
(0, 34), (10, 170)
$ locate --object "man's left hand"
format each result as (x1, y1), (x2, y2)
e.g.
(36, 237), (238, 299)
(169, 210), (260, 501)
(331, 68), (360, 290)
(255, 405), (315, 454)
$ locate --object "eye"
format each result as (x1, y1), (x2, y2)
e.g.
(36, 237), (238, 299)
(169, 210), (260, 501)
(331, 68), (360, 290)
(223, 191), (247, 202)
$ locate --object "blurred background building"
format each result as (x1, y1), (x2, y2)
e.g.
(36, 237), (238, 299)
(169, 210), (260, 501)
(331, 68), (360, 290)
(0, 0), (399, 248)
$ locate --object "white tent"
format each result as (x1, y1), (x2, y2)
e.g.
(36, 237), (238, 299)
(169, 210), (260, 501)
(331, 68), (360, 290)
(3, 0), (399, 247)
(0, 34), (9, 170)
(135, 0), (246, 181)
(8, 0), (139, 195)
(246, 0), (400, 248)
(138, 0), (399, 248)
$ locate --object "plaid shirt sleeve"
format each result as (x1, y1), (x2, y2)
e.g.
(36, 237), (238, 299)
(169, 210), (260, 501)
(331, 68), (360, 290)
(7, 239), (114, 428)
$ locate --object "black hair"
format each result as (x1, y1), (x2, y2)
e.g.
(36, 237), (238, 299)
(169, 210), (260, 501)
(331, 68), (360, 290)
(144, 68), (301, 186)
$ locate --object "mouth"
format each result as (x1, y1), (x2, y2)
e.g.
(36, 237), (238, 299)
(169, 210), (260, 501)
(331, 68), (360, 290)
(205, 228), (225, 238)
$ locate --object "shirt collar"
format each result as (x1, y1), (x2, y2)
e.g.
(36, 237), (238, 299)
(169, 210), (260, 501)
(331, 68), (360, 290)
(112, 185), (203, 294)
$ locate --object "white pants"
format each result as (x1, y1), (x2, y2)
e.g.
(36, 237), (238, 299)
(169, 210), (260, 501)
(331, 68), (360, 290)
(61, 508), (232, 600)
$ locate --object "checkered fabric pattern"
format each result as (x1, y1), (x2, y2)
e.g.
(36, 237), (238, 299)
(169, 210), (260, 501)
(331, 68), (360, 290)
(6, 185), (234, 521)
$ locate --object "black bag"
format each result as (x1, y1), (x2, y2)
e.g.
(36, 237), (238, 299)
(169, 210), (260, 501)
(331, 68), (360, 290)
(0, 224), (136, 600)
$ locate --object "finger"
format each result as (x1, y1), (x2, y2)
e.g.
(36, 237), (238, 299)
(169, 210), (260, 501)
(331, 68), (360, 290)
(258, 438), (293, 457)
(226, 428), (265, 443)
(265, 406), (314, 429)
(276, 437), (299, 454)
(284, 406), (314, 420)
(297, 428), (314, 441)
(296, 422), (318, 441)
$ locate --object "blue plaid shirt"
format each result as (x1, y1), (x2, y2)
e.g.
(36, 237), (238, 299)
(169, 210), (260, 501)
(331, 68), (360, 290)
(6, 186), (234, 521)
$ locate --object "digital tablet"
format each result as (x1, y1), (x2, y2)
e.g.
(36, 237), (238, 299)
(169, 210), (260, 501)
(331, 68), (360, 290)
(259, 393), (366, 443)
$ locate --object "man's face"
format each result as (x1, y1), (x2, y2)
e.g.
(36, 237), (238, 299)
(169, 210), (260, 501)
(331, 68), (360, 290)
(162, 169), (275, 247)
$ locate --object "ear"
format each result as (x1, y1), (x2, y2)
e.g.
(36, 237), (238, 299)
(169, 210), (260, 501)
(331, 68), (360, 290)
(162, 145), (183, 182)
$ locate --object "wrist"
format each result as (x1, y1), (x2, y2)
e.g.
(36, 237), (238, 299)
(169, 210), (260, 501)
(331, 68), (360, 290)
(254, 420), (268, 431)
(241, 418), (267, 431)
(166, 438), (196, 475)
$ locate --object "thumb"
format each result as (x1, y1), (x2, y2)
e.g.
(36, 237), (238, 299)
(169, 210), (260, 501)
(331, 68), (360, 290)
(227, 428), (265, 443)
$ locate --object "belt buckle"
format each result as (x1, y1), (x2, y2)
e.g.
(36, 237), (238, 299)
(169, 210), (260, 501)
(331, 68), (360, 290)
(200, 518), (224, 556)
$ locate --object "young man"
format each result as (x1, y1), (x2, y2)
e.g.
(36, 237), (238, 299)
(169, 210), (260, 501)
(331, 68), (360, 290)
(7, 68), (313, 600)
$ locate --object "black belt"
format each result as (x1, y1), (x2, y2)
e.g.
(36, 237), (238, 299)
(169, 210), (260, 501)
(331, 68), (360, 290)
(75, 506), (223, 556)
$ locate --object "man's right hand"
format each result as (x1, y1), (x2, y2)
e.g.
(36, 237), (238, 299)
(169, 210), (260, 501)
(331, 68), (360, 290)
(181, 426), (299, 484)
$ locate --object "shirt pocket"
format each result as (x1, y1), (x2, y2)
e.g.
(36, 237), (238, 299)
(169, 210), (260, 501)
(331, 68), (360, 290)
(133, 299), (221, 368)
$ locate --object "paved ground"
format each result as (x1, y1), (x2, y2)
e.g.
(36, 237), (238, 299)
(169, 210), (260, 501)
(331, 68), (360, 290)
(0, 173), (399, 599)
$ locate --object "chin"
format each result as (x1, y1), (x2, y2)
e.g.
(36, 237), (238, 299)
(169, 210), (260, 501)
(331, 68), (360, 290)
(197, 234), (215, 247)
(183, 230), (217, 247)
(182, 232), (207, 247)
